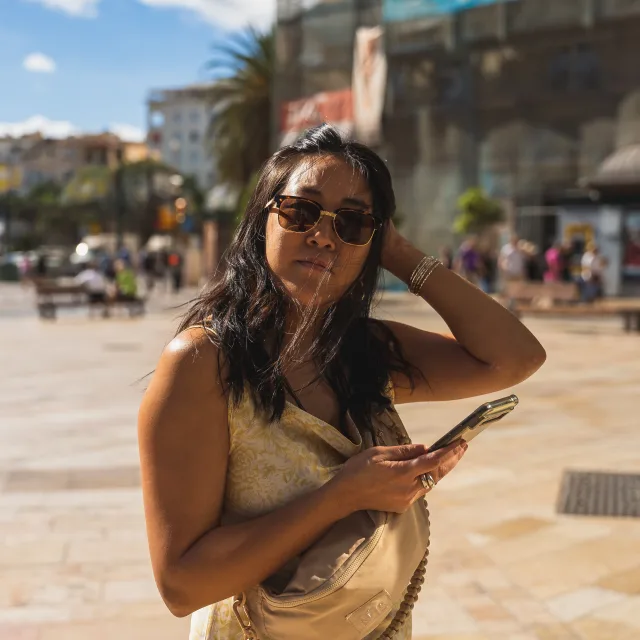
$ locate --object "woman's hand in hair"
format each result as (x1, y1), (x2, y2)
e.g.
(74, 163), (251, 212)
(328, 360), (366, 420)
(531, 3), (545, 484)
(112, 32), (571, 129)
(330, 440), (467, 515)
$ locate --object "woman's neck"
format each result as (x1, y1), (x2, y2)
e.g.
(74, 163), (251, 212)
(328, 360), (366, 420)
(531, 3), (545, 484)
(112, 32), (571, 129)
(280, 306), (325, 358)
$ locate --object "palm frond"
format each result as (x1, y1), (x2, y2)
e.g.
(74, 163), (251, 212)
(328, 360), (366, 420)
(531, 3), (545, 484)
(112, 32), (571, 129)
(204, 27), (274, 187)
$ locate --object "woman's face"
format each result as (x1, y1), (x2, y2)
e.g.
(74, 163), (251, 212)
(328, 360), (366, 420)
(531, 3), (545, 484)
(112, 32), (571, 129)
(265, 155), (375, 308)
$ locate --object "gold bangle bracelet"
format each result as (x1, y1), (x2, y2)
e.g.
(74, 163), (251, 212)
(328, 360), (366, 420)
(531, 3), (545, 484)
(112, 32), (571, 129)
(408, 257), (433, 289)
(409, 256), (442, 296)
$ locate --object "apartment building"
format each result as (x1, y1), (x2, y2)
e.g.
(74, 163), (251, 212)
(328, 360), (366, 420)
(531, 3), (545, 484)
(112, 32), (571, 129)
(147, 82), (216, 192)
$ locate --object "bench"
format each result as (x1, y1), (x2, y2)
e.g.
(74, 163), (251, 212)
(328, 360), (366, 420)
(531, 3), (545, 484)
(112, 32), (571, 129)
(34, 279), (146, 320)
(503, 281), (580, 309)
(502, 281), (640, 333)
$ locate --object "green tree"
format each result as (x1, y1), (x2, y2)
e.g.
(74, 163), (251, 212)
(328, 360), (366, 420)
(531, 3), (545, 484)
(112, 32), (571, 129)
(61, 166), (112, 206)
(453, 187), (504, 235)
(26, 181), (63, 207)
(205, 27), (274, 189)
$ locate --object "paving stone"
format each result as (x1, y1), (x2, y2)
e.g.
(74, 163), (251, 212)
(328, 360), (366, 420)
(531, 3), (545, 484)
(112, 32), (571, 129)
(545, 586), (624, 622)
(1, 289), (640, 638)
(597, 565), (640, 595)
(590, 595), (640, 630)
(570, 617), (639, 640)
(0, 625), (40, 640)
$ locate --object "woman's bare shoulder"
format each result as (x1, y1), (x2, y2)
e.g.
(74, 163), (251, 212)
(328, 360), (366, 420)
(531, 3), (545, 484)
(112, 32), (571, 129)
(139, 326), (228, 459)
(139, 327), (227, 428)
(158, 326), (222, 387)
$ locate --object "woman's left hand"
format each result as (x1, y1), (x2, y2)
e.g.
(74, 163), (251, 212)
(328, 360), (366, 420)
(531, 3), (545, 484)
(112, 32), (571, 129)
(381, 219), (408, 273)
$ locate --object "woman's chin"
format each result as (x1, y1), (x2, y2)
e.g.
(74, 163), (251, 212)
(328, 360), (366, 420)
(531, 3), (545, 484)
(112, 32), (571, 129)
(284, 283), (338, 309)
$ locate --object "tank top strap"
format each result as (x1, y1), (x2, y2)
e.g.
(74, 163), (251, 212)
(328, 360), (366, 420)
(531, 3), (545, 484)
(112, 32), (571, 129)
(184, 323), (216, 335)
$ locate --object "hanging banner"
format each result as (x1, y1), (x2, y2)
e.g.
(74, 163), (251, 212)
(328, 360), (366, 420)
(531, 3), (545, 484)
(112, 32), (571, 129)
(383, 0), (513, 22)
(280, 88), (353, 146)
(352, 26), (387, 147)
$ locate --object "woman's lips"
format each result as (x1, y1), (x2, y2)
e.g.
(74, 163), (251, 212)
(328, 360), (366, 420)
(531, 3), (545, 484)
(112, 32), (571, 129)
(296, 260), (331, 273)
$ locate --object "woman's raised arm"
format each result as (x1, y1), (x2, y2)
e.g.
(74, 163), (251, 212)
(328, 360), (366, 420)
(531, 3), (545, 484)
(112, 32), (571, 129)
(381, 223), (546, 403)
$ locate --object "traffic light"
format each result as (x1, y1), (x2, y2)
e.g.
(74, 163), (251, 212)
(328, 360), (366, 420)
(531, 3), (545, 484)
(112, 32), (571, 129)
(175, 197), (187, 224)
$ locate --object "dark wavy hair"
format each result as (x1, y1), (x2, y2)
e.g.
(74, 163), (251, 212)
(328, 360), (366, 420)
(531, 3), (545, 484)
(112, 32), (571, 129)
(178, 124), (419, 435)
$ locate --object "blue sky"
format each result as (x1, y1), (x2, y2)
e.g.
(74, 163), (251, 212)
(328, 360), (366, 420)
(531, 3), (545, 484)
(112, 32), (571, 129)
(0, 0), (274, 140)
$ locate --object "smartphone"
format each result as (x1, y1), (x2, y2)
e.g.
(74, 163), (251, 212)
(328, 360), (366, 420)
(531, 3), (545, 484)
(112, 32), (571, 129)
(427, 394), (519, 452)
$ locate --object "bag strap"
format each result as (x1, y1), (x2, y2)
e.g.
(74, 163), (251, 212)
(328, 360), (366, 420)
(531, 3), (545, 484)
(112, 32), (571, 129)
(376, 413), (430, 639)
(232, 408), (430, 640)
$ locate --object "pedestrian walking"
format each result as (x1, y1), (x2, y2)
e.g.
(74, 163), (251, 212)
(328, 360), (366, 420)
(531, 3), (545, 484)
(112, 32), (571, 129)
(498, 234), (526, 284)
(168, 250), (184, 293)
(138, 125), (546, 640)
(544, 242), (563, 283)
(580, 242), (607, 302)
(454, 237), (481, 284)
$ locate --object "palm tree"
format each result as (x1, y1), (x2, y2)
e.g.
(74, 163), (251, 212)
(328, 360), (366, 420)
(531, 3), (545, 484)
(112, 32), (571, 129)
(206, 27), (274, 189)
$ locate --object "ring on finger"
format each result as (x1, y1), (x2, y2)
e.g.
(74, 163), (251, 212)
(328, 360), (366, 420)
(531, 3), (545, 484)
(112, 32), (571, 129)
(420, 473), (436, 491)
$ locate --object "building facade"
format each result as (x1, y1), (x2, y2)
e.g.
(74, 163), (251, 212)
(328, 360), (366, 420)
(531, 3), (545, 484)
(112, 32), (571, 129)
(147, 83), (216, 192)
(17, 133), (134, 192)
(0, 134), (42, 194)
(274, 0), (640, 261)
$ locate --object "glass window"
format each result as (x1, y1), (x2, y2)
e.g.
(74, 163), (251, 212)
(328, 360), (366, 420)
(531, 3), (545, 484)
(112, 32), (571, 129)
(190, 150), (200, 164)
(173, 111), (182, 124)
(548, 49), (571, 90)
(574, 44), (599, 90)
(150, 111), (165, 127)
(189, 131), (200, 144)
(190, 111), (200, 123)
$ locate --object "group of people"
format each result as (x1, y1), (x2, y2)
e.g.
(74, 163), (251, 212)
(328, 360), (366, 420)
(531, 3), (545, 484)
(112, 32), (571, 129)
(74, 258), (139, 313)
(443, 234), (608, 302)
(73, 245), (187, 313)
(138, 248), (185, 295)
(544, 240), (607, 301)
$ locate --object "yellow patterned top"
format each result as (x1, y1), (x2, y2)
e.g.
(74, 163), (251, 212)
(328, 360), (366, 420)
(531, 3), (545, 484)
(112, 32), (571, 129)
(188, 385), (412, 640)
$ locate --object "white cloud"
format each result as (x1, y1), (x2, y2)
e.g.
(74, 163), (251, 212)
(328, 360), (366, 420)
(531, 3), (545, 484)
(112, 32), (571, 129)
(136, 0), (275, 30)
(23, 0), (101, 18)
(108, 123), (146, 143)
(23, 53), (57, 74)
(24, 0), (274, 28)
(0, 116), (78, 139)
(0, 116), (145, 142)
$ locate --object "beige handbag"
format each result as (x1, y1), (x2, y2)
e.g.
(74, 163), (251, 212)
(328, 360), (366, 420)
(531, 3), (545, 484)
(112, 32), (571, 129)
(232, 405), (431, 640)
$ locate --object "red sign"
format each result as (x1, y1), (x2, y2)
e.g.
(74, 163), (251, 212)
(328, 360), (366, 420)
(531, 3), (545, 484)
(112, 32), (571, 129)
(280, 89), (353, 142)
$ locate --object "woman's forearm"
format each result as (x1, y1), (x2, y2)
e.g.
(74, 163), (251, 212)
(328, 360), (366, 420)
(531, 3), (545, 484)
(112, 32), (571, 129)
(162, 476), (351, 617)
(387, 238), (546, 372)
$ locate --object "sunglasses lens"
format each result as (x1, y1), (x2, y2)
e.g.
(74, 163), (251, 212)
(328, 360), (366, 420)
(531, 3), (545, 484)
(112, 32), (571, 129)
(277, 198), (321, 232)
(335, 210), (376, 245)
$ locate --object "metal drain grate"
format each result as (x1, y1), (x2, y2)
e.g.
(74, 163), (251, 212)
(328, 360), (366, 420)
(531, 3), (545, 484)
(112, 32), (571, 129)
(557, 471), (640, 518)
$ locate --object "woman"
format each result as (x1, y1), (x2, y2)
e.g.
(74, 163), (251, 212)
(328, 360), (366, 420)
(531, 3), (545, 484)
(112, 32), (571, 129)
(544, 242), (563, 283)
(138, 125), (546, 639)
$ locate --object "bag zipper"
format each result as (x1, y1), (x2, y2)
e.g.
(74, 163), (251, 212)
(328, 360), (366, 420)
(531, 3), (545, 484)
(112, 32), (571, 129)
(262, 514), (387, 608)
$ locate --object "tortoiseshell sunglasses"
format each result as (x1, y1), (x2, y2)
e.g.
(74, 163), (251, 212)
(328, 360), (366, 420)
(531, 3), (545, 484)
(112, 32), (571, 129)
(267, 195), (380, 246)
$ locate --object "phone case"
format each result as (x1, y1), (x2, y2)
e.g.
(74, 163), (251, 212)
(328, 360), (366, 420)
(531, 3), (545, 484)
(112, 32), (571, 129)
(428, 394), (519, 451)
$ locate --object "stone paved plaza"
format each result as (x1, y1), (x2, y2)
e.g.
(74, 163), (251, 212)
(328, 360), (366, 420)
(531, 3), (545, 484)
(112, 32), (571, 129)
(1, 285), (639, 639)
